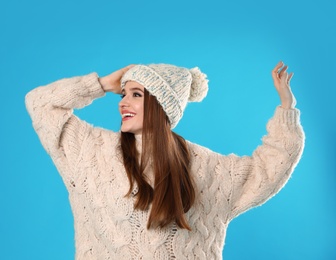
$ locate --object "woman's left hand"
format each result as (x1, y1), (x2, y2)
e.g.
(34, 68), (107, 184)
(272, 61), (296, 109)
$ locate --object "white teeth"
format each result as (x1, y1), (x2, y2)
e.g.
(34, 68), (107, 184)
(122, 113), (135, 118)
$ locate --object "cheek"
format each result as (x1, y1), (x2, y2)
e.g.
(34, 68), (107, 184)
(138, 113), (144, 125)
(137, 103), (144, 116)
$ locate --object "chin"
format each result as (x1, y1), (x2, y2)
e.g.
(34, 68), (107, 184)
(121, 125), (142, 135)
(121, 129), (139, 135)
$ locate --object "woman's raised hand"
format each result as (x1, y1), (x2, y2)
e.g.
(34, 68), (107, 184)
(272, 61), (296, 109)
(99, 65), (135, 93)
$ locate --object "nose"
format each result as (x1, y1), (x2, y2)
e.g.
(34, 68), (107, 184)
(119, 95), (130, 108)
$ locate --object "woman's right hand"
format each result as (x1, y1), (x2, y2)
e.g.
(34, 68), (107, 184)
(99, 65), (135, 93)
(271, 61), (296, 109)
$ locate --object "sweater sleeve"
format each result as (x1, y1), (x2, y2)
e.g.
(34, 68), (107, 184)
(224, 106), (305, 221)
(25, 73), (106, 186)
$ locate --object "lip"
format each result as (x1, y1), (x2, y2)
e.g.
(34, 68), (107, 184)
(122, 116), (133, 122)
(121, 110), (136, 121)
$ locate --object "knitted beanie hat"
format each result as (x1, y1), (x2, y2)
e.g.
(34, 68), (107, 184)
(121, 64), (208, 129)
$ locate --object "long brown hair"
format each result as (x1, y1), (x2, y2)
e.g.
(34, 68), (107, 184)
(121, 89), (195, 230)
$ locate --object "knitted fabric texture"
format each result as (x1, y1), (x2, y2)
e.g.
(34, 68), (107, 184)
(26, 73), (305, 260)
(121, 64), (208, 128)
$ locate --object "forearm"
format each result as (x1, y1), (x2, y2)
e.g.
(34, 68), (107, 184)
(26, 73), (104, 111)
(25, 73), (105, 154)
(228, 106), (305, 219)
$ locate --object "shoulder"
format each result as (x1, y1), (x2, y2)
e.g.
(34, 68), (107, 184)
(186, 139), (220, 157)
(89, 125), (120, 146)
(186, 139), (233, 172)
(186, 140), (221, 164)
(67, 117), (120, 154)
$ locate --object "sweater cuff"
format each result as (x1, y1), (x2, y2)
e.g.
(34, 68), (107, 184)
(273, 106), (301, 126)
(59, 72), (106, 109)
(81, 72), (105, 99)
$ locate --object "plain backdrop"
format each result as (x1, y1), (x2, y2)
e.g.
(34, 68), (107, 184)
(1, 0), (335, 259)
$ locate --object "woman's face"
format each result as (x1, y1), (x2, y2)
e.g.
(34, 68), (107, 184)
(119, 81), (144, 135)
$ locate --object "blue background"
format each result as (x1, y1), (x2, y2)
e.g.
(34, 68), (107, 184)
(1, 0), (335, 259)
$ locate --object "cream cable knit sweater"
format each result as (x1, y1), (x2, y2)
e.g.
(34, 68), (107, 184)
(26, 73), (305, 260)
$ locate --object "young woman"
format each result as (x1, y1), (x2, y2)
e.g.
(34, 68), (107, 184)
(26, 62), (304, 259)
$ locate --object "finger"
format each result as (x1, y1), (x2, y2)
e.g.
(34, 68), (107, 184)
(121, 64), (136, 73)
(279, 65), (288, 78)
(287, 72), (294, 84)
(126, 64), (136, 69)
(280, 71), (289, 86)
(272, 61), (284, 76)
(272, 61), (284, 82)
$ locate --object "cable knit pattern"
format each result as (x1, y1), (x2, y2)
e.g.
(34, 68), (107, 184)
(25, 73), (305, 260)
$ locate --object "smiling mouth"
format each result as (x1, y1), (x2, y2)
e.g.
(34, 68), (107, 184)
(122, 113), (135, 121)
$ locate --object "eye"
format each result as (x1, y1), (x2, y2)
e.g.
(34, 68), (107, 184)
(133, 92), (142, 97)
(120, 94), (125, 99)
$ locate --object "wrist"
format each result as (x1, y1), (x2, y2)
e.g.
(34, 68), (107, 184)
(98, 76), (110, 92)
(280, 103), (295, 109)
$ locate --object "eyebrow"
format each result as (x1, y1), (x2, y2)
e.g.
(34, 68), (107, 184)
(122, 87), (144, 94)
